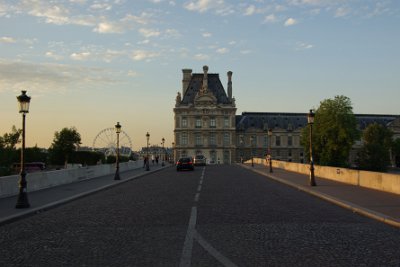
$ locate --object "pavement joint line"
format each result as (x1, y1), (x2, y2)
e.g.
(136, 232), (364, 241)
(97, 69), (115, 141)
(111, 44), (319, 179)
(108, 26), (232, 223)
(239, 164), (400, 229)
(0, 166), (168, 226)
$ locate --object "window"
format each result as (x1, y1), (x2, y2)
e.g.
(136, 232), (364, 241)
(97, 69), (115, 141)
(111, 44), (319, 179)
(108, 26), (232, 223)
(224, 117), (229, 128)
(210, 117), (216, 128)
(210, 133), (216, 145)
(181, 133), (188, 145)
(195, 133), (202, 146)
(263, 136), (268, 147)
(276, 136), (281, 146)
(195, 118), (202, 128)
(288, 136), (292, 147)
(223, 133), (230, 145)
(182, 117), (187, 128)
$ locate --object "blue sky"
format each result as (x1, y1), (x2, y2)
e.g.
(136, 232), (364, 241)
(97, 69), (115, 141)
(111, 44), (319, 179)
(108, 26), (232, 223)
(0, 0), (399, 150)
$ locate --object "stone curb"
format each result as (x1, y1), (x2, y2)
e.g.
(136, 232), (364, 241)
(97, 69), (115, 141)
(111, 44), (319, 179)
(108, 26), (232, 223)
(239, 164), (400, 229)
(0, 166), (168, 226)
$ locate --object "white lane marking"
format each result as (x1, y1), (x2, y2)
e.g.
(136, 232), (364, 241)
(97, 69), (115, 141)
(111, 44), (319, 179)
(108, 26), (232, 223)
(179, 207), (197, 267)
(195, 231), (238, 267)
(197, 184), (202, 192)
(194, 193), (200, 202)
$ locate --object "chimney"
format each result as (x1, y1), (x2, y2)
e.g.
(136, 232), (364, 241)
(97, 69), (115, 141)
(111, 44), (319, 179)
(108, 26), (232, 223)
(201, 65), (209, 94)
(227, 71), (233, 99)
(182, 69), (192, 95)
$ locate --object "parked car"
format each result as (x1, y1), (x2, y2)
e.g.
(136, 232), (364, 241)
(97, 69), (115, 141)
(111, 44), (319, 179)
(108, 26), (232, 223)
(193, 155), (206, 166)
(176, 157), (194, 171)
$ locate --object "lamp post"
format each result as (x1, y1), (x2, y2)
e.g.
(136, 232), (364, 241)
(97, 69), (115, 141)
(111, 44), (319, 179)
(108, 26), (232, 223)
(161, 137), (165, 166)
(250, 135), (254, 167)
(268, 129), (273, 173)
(239, 135), (244, 163)
(114, 122), (121, 180)
(308, 109), (317, 186)
(16, 90), (31, 209)
(146, 132), (150, 171)
(172, 142), (175, 163)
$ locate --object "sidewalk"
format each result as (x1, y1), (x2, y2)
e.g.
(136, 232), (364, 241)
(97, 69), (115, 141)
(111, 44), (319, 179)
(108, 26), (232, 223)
(0, 163), (167, 225)
(240, 163), (400, 228)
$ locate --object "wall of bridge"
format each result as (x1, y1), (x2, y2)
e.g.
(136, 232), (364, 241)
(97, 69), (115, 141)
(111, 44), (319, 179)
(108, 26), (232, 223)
(0, 161), (141, 199)
(251, 158), (400, 195)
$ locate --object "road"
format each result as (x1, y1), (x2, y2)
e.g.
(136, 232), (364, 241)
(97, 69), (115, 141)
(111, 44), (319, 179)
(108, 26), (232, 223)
(0, 165), (399, 266)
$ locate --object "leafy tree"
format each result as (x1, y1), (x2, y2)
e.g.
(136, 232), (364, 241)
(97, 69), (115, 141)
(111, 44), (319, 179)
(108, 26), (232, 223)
(301, 95), (360, 167)
(0, 126), (21, 175)
(392, 138), (400, 167)
(49, 127), (81, 167)
(357, 123), (393, 172)
(69, 151), (105, 166)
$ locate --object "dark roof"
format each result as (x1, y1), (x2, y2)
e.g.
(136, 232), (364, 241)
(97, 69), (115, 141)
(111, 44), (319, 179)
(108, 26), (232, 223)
(181, 73), (231, 105)
(236, 112), (399, 131)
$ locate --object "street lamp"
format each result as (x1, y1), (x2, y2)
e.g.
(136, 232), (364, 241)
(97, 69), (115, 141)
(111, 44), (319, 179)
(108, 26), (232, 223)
(161, 137), (165, 166)
(172, 142), (175, 164)
(250, 135), (254, 167)
(239, 135), (244, 163)
(308, 109), (317, 186)
(114, 122), (121, 180)
(146, 132), (150, 171)
(16, 90), (31, 209)
(268, 129), (273, 173)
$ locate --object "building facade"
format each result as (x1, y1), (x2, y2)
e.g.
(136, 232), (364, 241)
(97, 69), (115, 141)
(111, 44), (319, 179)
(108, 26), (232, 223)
(173, 66), (236, 164)
(173, 66), (400, 166)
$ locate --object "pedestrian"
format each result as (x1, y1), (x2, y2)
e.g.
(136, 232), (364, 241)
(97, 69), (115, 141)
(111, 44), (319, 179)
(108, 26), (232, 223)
(143, 156), (147, 168)
(156, 155), (159, 165)
(152, 155), (155, 165)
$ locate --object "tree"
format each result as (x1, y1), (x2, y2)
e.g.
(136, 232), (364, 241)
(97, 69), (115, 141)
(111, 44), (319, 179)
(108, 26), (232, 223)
(301, 95), (360, 167)
(357, 123), (393, 172)
(392, 138), (400, 167)
(49, 127), (81, 167)
(0, 126), (21, 176)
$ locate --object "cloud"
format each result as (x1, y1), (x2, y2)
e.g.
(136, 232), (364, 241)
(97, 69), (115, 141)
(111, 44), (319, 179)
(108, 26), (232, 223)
(194, 54), (210, 60)
(139, 28), (161, 38)
(184, 0), (232, 15)
(0, 37), (16, 43)
(70, 52), (91, 61)
(264, 14), (277, 23)
(335, 7), (351, 17)
(244, 5), (256, 16)
(45, 51), (64, 60)
(295, 42), (314, 50)
(0, 59), (119, 94)
(284, 18), (297, 26)
(130, 50), (159, 61)
(202, 32), (212, 38)
(216, 47), (229, 54)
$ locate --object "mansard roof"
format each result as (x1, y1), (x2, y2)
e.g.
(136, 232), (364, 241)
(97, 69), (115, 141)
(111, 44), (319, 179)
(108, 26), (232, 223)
(181, 73), (231, 105)
(236, 112), (399, 132)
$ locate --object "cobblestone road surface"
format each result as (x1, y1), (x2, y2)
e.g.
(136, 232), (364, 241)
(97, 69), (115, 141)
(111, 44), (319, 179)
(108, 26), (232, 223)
(0, 165), (399, 266)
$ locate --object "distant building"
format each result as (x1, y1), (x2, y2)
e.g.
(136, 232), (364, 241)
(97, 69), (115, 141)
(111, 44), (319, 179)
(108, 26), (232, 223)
(173, 66), (400, 166)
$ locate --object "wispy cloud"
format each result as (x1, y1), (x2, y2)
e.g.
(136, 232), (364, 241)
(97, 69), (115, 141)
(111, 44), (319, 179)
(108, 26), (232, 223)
(295, 42), (314, 50)
(264, 14), (277, 24)
(139, 28), (161, 38)
(0, 59), (119, 93)
(194, 53), (210, 60)
(335, 6), (351, 17)
(130, 50), (160, 61)
(70, 51), (91, 61)
(202, 32), (212, 38)
(216, 47), (229, 54)
(0, 36), (16, 43)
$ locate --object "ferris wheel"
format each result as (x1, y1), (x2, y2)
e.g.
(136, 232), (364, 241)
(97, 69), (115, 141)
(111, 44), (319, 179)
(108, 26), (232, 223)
(92, 128), (133, 157)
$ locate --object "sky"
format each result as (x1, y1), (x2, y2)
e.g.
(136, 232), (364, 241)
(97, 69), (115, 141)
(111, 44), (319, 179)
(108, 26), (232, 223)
(0, 0), (399, 151)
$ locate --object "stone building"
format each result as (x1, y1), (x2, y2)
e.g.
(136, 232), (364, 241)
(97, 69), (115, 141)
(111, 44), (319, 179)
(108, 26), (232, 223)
(173, 66), (400, 166)
(173, 66), (236, 163)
